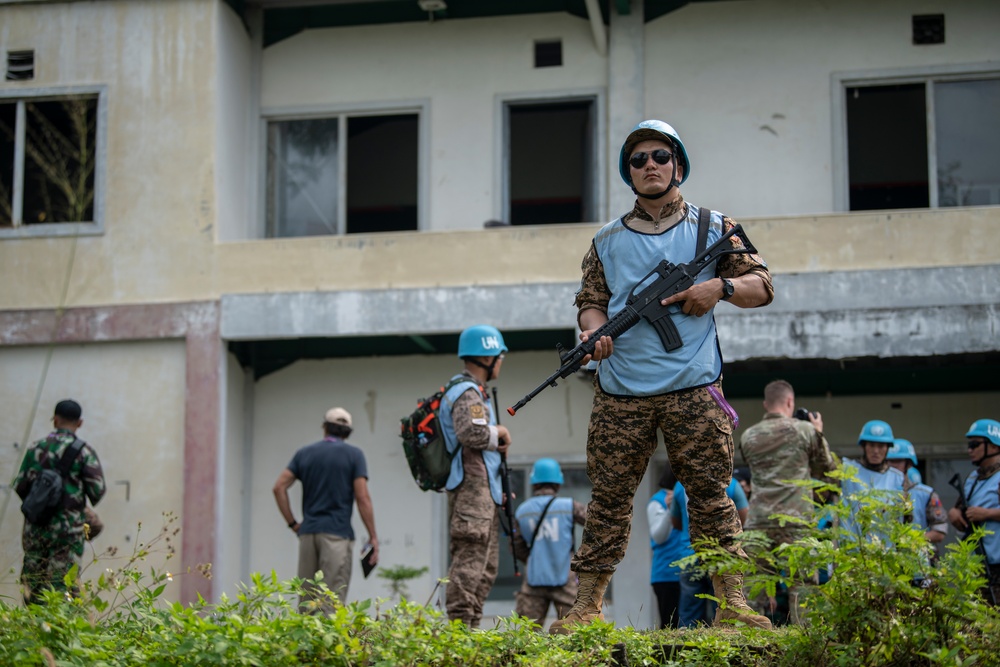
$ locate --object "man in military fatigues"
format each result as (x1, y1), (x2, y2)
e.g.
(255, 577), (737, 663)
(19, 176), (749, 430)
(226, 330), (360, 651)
(739, 380), (838, 624)
(512, 459), (587, 629)
(14, 399), (106, 603)
(550, 120), (774, 634)
(441, 325), (513, 628)
(948, 419), (1000, 605)
(886, 439), (948, 554)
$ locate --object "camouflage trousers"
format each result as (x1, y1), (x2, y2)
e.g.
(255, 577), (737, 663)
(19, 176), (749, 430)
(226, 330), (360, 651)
(514, 576), (578, 629)
(572, 380), (744, 574)
(447, 474), (500, 628)
(21, 532), (83, 604)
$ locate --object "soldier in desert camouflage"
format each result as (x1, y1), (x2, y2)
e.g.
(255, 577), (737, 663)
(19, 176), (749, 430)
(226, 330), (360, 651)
(550, 120), (774, 634)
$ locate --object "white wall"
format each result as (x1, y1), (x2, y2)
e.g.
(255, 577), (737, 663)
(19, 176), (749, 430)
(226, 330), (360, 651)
(215, 352), (250, 598)
(214, 0), (256, 242)
(0, 341), (186, 603)
(260, 13), (607, 231)
(648, 0), (1000, 218)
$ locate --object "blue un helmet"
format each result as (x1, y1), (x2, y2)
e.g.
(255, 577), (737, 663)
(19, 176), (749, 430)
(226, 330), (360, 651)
(458, 324), (508, 358)
(966, 419), (1000, 446)
(857, 419), (894, 446)
(887, 439), (918, 466)
(530, 458), (564, 486)
(618, 120), (691, 193)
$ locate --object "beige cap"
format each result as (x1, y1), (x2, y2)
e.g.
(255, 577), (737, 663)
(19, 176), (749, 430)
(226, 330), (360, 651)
(324, 407), (352, 427)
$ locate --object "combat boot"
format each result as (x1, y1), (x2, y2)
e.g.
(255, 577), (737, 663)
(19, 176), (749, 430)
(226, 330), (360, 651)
(547, 572), (612, 635)
(712, 572), (773, 629)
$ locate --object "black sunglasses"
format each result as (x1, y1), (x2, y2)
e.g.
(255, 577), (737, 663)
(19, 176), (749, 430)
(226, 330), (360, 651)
(968, 439), (989, 449)
(629, 149), (674, 170)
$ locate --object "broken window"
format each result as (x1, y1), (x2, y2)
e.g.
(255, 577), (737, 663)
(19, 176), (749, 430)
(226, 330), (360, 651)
(266, 112), (419, 237)
(845, 75), (1000, 211)
(0, 94), (98, 228)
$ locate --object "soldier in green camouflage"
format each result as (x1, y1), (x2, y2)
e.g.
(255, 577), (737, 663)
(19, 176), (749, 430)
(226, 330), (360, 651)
(14, 399), (106, 603)
(738, 380), (838, 624)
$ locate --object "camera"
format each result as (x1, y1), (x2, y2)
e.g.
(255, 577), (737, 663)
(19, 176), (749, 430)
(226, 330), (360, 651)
(794, 407), (813, 421)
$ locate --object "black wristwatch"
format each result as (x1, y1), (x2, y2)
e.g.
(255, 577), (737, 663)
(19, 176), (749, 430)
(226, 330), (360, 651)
(288, 520), (298, 529)
(720, 278), (735, 301)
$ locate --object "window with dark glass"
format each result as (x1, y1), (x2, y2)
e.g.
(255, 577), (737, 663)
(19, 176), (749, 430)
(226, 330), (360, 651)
(507, 99), (596, 225)
(846, 76), (1000, 211)
(0, 95), (98, 228)
(266, 112), (418, 237)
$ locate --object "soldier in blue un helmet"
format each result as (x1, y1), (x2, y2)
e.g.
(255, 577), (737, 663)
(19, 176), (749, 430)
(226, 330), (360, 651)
(841, 420), (907, 540)
(948, 419), (1000, 605)
(551, 120), (774, 634)
(511, 458), (588, 629)
(886, 439), (948, 551)
(440, 325), (512, 627)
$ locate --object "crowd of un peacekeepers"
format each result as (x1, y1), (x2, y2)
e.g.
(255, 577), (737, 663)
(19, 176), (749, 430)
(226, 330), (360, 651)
(14, 120), (999, 635)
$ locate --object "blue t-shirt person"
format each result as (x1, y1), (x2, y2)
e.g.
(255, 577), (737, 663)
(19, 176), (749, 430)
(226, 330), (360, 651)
(288, 436), (368, 539)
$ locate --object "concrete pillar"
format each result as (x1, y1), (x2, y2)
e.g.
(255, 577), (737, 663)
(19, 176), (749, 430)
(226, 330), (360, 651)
(607, 0), (646, 219)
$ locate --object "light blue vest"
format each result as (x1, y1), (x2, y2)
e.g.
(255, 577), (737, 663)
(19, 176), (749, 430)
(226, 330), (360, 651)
(907, 483), (934, 530)
(591, 205), (725, 396)
(650, 488), (687, 584)
(841, 459), (906, 540)
(441, 376), (504, 506)
(907, 467), (923, 485)
(515, 495), (575, 587)
(964, 468), (1000, 565)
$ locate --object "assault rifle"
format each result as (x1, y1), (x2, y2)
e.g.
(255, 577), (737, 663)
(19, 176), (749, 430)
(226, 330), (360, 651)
(493, 387), (519, 577)
(507, 224), (758, 416)
(949, 473), (997, 605)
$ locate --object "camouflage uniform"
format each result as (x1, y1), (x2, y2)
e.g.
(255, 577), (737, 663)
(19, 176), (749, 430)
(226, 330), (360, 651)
(445, 373), (501, 627)
(572, 199), (773, 574)
(739, 412), (838, 622)
(14, 429), (106, 602)
(512, 488), (588, 628)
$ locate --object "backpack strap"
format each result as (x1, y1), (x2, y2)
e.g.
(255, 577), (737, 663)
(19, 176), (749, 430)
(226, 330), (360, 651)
(526, 496), (558, 552)
(56, 436), (86, 477)
(696, 205), (711, 256)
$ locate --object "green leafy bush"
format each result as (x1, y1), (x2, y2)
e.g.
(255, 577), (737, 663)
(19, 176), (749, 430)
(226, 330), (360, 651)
(685, 465), (1000, 666)
(4, 475), (1000, 667)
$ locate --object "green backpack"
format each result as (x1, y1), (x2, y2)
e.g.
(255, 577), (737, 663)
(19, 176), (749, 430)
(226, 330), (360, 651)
(400, 378), (474, 492)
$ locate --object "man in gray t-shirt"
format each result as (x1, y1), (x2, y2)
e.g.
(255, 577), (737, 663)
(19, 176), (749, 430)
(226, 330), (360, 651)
(274, 407), (379, 612)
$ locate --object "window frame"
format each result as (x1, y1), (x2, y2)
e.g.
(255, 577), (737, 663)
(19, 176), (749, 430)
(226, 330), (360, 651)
(258, 100), (429, 237)
(831, 61), (1000, 212)
(0, 84), (107, 239)
(496, 89), (606, 225)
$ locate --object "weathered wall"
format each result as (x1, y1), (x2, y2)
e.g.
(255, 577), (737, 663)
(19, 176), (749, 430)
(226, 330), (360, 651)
(0, 340), (187, 604)
(0, 0), (217, 308)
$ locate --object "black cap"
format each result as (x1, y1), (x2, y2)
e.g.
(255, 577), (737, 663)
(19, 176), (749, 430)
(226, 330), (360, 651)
(734, 466), (752, 483)
(54, 399), (82, 421)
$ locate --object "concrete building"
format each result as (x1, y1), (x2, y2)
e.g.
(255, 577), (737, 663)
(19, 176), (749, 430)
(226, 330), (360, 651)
(0, 0), (996, 629)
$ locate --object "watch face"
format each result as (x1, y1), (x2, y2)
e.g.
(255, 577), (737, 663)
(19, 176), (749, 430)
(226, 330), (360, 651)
(722, 279), (734, 298)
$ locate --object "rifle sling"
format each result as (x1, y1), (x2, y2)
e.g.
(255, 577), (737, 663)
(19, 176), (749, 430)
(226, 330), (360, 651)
(695, 205), (711, 256)
(56, 436), (86, 477)
(526, 496), (558, 553)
